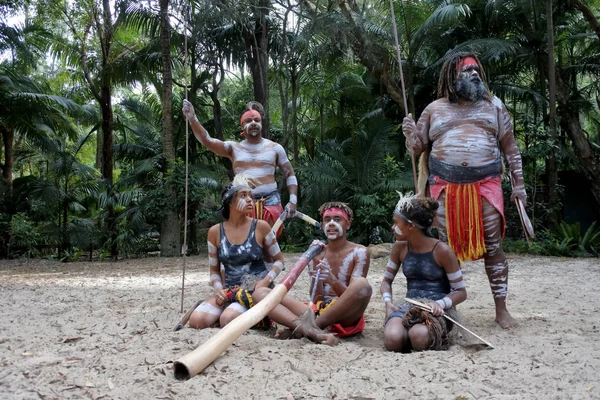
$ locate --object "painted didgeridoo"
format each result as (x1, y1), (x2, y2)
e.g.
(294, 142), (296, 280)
(294, 210), (322, 230)
(173, 244), (324, 380)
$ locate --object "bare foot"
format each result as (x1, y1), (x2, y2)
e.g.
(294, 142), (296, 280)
(315, 332), (340, 346)
(293, 324), (340, 346)
(274, 326), (302, 340)
(496, 309), (518, 329)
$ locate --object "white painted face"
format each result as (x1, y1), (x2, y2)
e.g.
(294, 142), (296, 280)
(242, 117), (262, 137)
(392, 215), (405, 239)
(324, 220), (343, 240)
(234, 189), (253, 212)
(322, 213), (347, 240)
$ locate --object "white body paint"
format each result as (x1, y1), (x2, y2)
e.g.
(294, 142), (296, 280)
(226, 139), (293, 197)
(394, 226), (403, 236)
(236, 199), (247, 212)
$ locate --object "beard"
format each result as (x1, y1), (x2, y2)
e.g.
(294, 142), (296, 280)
(456, 77), (488, 101)
(243, 122), (262, 137)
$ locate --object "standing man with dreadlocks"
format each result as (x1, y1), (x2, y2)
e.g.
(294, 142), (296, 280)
(182, 100), (298, 235)
(402, 52), (526, 329)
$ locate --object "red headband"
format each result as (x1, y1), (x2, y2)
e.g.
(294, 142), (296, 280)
(457, 57), (478, 71)
(240, 110), (262, 126)
(322, 207), (349, 222)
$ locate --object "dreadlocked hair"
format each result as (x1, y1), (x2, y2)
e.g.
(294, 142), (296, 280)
(245, 101), (265, 119)
(395, 192), (439, 230)
(437, 52), (491, 103)
(318, 202), (354, 222)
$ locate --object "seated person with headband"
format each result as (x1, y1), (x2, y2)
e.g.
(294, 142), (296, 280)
(381, 193), (467, 352)
(189, 174), (285, 330)
(253, 202), (372, 345)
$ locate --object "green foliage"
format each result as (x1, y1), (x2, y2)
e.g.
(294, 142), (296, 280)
(551, 221), (600, 256)
(503, 222), (600, 257)
(297, 115), (413, 245)
(9, 213), (42, 257)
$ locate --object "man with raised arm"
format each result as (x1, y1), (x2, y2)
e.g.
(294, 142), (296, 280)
(402, 52), (527, 329)
(182, 99), (298, 234)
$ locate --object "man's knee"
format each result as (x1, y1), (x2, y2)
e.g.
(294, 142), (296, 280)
(348, 277), (372, 301)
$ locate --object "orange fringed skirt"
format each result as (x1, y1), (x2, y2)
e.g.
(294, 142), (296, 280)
(430, 176), (505, 261)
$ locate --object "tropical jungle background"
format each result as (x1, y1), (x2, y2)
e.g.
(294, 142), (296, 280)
(1, 0), (599, 260)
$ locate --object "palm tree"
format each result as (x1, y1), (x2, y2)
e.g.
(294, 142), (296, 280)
(300, 114), (413, 243)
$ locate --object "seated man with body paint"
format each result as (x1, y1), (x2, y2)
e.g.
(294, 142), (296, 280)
(253, 202), (372, 346)
(189, 174), (285, 330)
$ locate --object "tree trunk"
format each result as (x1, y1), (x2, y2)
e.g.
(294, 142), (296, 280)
(291, 69), (299, 161)
(554, 71), (600, 214)
(244, 0), (270, 137)
(1, 126), (14, 195)
(159, 0), (181, 257)
(544, 1), (560, 224)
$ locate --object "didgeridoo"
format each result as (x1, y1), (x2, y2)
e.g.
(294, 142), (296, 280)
(294, 211), (322, 230)
(271, 209), (288, 234)
(173, 244), (324, 380)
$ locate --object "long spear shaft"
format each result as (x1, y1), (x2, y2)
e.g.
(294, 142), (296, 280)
(388, 0), (418, 190)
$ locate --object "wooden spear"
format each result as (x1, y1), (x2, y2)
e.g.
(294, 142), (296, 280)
(388, 0), (418, 189)
(173, 244), (324, 380)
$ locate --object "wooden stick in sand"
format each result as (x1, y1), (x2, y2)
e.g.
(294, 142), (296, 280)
(405, 298), (494, 349)
(173, 244), (324, 381)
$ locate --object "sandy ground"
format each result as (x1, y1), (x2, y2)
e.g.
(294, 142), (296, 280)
(1, 252), (599, 400)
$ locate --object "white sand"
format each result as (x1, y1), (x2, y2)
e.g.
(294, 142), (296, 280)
(1, 253), (599, 399)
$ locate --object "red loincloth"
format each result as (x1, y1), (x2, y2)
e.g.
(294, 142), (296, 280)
(429, 175), (505, 261)
(310, 300), (365, 338)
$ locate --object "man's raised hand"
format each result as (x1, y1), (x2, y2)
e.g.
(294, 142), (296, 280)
(182, 99), (197, 122)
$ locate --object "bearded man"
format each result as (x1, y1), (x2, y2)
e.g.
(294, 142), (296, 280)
(402, 53), (527, 328)
(182, 99), (297, 235)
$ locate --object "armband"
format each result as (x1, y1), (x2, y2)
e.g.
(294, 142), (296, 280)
(387, 260), (399, 271)
(383, 270), (395, 280)
(435, 296), (453, 309)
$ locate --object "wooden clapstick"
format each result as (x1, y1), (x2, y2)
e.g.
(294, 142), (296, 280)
(404, 298), (494, 349)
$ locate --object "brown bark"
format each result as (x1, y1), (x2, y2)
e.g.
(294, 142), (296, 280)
(544, 0), (560, 223)
(554, 71), (600, 213)
(244, 0), (270, 137)
(1, 126), (14, 195)
(159, 0), (181, 257)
